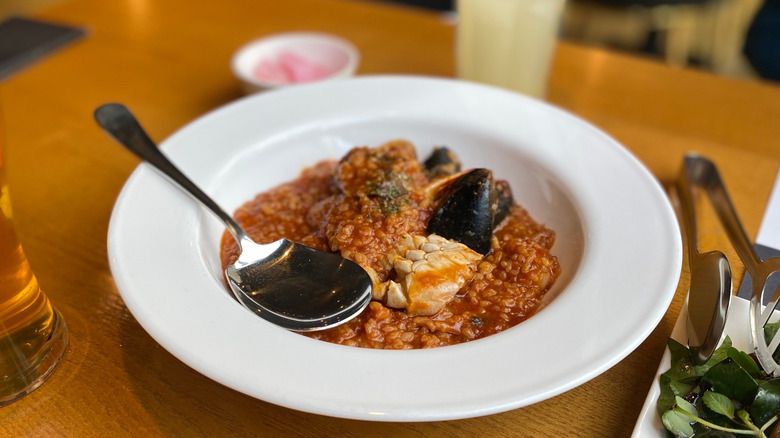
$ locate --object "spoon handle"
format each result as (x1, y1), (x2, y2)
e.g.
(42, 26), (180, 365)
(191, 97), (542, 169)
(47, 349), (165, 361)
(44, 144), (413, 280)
(676, 156), (700, 263)
(94, 103), (251, 247)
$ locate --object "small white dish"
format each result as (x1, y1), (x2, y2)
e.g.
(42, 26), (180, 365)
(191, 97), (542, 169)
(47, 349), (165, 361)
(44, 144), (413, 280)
(230, 32), (360, 94)
(108, 76), (682, 421)
(632, 296), (751, 437)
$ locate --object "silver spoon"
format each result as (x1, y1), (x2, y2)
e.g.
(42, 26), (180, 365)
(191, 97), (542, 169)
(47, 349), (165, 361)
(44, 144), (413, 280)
(676, 154), (732, 365)
(95, 103), (372, 332)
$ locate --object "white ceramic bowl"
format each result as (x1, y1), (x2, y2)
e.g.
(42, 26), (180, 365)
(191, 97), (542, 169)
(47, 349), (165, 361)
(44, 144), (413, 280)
(230, 32), (360, 94)
(109, 76), (682, 421)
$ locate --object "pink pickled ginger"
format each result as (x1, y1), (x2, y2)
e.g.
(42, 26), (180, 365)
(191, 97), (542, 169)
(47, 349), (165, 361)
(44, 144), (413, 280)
(252, 50), (333, 84)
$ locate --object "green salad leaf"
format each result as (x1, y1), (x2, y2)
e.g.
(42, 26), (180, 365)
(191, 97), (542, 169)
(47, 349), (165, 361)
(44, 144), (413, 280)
(702, 392), (734, 419)
(657, 336), (780, 437)
(701, 360), (759, 405)
(728, 347), (761, 375)
(753, 379), (780, 427)
(663, 410), (695, 437)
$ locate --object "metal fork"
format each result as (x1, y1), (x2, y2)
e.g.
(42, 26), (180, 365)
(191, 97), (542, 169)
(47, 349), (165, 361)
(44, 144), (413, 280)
(685, 154), (780, 374)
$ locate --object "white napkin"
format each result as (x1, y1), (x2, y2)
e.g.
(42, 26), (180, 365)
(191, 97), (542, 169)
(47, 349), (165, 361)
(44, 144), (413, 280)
(737, 166), (780, 302)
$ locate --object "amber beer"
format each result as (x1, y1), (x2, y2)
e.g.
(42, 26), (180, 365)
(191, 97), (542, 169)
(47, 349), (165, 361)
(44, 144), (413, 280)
(0, 130), (67, 405)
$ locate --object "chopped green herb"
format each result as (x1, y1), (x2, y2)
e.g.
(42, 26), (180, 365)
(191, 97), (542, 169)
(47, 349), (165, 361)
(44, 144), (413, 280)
(365, 172), (410, 216)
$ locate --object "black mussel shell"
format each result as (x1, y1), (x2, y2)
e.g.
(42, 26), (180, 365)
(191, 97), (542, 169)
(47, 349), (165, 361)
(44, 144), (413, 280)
(423, 146), (462, 180)
(493, 179), (514, 228)
(427, 168), (496, 255)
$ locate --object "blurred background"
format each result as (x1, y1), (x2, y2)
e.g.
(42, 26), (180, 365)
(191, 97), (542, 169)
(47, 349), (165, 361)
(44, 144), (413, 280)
(1, 0), (777, 82)
(385, 0), (776, 82)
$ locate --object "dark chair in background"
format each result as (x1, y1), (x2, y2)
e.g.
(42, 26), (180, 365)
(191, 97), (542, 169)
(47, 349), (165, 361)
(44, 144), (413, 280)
(377, 0), (453, 11)
(744, 0), (780, 81)
(563, 0), (758, 75)
(378, 0), (772, 80)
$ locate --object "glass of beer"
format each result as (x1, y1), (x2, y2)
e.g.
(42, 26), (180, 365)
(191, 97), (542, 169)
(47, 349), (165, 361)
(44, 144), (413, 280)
(0, 113), (68, 406)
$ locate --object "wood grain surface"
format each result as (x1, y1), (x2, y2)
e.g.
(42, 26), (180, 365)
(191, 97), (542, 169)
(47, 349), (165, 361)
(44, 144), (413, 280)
(1, 0), (779, 436)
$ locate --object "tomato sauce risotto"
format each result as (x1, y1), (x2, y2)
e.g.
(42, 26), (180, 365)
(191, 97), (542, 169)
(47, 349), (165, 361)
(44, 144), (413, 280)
(220, 140), (560, 349)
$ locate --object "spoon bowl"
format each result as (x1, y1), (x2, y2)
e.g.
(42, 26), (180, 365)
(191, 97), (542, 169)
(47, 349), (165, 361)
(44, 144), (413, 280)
(677, 156), (733, 365)
(686, 250), (732, 364)
(94, 103), (372, 331)
(226, 238), (372, 329)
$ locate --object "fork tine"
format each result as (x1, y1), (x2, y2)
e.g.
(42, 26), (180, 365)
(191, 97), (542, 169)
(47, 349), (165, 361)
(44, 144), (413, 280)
(760, 280), (780, 327)
(757, 262), (780, 325)
(751, 265), (780, 373)
(766, 304), (780, 358)
(750, 295), (780, 374)
(767, 329), (780, 359)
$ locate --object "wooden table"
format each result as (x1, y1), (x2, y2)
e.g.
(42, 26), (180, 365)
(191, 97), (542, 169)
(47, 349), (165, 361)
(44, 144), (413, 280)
(2, 0), (780, 436)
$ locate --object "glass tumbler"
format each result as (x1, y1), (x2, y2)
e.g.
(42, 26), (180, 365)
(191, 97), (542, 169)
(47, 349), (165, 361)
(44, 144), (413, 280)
(456, 0), (566, 99)
(0, 113), (68, 406)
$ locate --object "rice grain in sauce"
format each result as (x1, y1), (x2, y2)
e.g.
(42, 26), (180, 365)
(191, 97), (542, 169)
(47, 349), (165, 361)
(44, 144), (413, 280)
(220, 140), (560, 349)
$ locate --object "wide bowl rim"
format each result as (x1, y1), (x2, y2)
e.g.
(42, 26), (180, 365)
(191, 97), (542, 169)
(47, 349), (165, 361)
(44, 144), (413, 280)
(107, 75), (682, 421)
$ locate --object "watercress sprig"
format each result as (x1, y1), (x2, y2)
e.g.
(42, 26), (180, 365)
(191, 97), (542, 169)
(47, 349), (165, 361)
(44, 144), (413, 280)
(657, 330), (780, 438)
